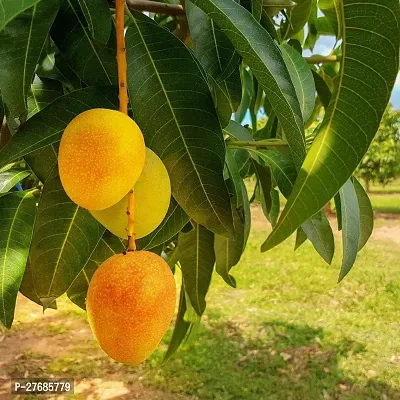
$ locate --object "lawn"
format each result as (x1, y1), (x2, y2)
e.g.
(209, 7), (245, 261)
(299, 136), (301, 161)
(1, 208), (399, 399)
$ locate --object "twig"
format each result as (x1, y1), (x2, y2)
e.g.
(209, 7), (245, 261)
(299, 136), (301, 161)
(116, 0), (136, 251)
(125, 0), (185, 15)
(304, 55), (340, 64)
(227, 140), (289, 149)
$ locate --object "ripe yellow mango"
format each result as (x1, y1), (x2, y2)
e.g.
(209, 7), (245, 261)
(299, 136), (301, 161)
(58, 109), (145, 210)
(86, 251), (176, 365)
(90, 148), (171, 239)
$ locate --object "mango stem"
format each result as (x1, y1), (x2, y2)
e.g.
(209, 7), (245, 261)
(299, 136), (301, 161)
(116, 0), (136, 251)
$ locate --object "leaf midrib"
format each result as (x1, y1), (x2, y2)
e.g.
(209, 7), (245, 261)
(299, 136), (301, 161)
(132, 18), (229, 233)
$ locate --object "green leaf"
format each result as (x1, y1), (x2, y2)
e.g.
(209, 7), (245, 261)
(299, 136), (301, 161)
(334, 193), (342, 230)
(234, 67), (253, 124)
(353, 178), (373, 251)
(251, 0), (262, 22)
(136, 197), (189, 250)
(126, 13), (234, 237)
(76, 0), (111, 43)
(281, 43), (315, 123)
(253, 160), (273, 216)
(248, 148), (334, 263)
(27, 76), (64, 118)
(29, 172), (104, 306)
(0, 87), (118, 170)
(338, 179), (360, 282)
(20, 261), (57, 309)
(0, 191), (36, 328)
(51, 0), (117, 86)
(186, 0), (240, 80)
(284, 0), (312, 37)
(0, 0), (59, 120)
(0, 0), (40, 31)
(36, 47), (81, 91)
(178, 222), (215, 316)
(163, 283), (200, 363)
(191, 0), (306, 170)
(312, 70), (331, 110)
(294, 227), (307, 250)
(214, 178), (249, 288)
(0, 168), (30, 193)
(67, 232), (125, 310)
(263, 0), (400, 252)
(209, 68), (242, 128)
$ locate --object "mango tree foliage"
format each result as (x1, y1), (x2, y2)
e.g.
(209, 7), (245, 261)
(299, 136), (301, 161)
(0, 0), (398, 360)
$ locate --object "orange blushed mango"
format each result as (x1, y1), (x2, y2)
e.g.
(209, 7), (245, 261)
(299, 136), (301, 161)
(58, 108), (145, 210)
(86, 251), (176, 365)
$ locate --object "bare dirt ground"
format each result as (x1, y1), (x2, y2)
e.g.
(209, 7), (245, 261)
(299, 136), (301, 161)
(0, 206), (398, 399)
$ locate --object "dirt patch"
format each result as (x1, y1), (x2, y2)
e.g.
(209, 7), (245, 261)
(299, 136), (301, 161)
(0, 296), (190, 400)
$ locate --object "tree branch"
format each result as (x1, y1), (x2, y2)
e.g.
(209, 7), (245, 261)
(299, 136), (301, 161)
(304, 55), (340, 64)
(125, 0), (185, 15)
(227, 140), (289, 149)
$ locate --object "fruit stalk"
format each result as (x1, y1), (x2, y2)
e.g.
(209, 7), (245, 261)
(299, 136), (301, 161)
(116, 0), (136, 251)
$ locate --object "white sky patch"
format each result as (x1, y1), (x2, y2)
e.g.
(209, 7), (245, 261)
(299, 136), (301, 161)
(395, 73), (400, 88)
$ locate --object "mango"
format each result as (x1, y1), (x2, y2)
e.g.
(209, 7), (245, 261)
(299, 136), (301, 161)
(58, 108), (145, 210)
(90, 148), (171, 239)
(86, 251), (176, 365)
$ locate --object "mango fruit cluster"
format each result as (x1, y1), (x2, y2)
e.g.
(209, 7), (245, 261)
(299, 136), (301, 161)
(58, 108), (176, 365)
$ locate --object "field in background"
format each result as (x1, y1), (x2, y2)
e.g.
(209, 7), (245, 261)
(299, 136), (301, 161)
(1, 207), (399, 400)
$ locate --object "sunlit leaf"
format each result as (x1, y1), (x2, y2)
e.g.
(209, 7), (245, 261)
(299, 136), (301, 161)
(263, 0), (399, 252)
(0, 168), (30, 193)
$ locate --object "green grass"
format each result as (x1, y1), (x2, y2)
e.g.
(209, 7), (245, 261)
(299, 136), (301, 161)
(369, 193), (400, 214)
(5, 215), (400, 399)
(139, 220), (400, 399)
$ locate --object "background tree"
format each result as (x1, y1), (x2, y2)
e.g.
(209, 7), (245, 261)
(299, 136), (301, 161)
(356, 104), (400, 192)
(0, 0), (398, 361)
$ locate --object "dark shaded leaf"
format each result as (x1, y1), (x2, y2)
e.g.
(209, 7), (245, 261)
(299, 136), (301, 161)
(29, 172), (104, 305)
(0, 0), (59, 119)
(67, 232), (125, 309)
(178, 222), (215, 316)
(126, 13), (234, 237)
(0, 191), (36, 328)
(284, 0), (312, 37)
(312, 70), (332, 110)
(76, 0), (112, 43)
(191, 0), (305, 170)
(338, 179), (360, 282)
(294, 227), (307, 250)
(353, 177), (373, 251)
(51, 0), (117, 86)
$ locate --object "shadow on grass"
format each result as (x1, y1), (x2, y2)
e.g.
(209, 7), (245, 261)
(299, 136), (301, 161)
(2, 314), (399, 400)
(154, 318), (400, 400)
